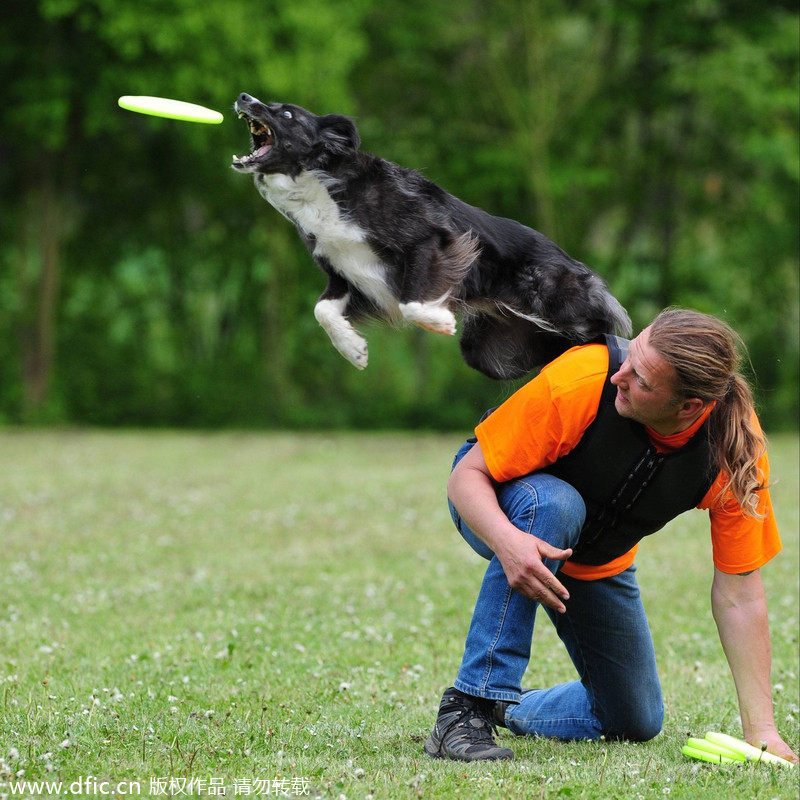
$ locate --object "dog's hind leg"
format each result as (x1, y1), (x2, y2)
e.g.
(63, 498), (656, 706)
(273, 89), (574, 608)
(314, 295), (369, 369)
(397, 232), (478, 335)
(398, 300), (457, 335)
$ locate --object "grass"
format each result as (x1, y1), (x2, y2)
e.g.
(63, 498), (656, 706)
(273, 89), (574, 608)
(0, 429), (797, 800)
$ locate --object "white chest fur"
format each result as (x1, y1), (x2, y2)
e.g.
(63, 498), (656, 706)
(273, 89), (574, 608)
(255, 171), (399, 316)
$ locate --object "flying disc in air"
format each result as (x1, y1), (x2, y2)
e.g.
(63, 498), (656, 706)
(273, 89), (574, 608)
(118, 96), (223, 124)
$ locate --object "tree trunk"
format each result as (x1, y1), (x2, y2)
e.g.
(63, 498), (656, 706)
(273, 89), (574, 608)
(19, 170), (64, 417)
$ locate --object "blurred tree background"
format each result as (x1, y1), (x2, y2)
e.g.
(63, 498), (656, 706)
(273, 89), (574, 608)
(1, 0), (797, 430)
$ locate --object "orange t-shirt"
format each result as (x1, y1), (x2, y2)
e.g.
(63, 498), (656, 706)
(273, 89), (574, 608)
(476, 343), (782, 581)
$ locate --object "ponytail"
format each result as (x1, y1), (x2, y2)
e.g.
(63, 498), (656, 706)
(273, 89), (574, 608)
(707, 374), (767, 517)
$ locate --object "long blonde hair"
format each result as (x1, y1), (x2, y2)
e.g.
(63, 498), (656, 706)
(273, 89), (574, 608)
(648, 309), (767, 517)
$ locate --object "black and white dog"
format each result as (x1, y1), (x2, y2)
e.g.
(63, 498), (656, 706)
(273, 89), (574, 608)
(232, 93), (630, 380)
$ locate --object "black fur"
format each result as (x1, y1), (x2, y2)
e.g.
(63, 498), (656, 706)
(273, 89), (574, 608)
(232, 93), (630, 380)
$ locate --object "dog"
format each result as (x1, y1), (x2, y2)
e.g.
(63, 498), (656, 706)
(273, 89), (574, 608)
(232, 93), (631, 380)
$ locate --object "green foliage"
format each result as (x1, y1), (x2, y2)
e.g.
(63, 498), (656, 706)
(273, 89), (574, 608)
(0, 0), (797, 429)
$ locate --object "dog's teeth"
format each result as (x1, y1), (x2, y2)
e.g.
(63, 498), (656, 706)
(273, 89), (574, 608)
(247, 120), (272, 138)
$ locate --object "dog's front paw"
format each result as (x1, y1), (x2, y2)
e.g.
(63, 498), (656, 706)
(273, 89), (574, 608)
(314, 298), (369, 369)
(327, 327), (369, 370)
(399, 301), (457, 336)
(340, 335), (369, 370)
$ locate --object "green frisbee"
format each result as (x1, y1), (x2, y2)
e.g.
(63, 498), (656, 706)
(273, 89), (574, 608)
(705, 731), (795, 767)
(682, 743), (740, 765)
(118, 96), (223, 124)
(685, 737), (744, 763)
(682, 732), (796, 767)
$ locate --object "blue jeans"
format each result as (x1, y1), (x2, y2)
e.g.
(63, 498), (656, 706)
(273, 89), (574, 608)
(449, 441), (663, 742)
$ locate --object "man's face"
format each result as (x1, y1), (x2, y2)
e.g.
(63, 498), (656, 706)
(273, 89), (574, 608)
(610, 327), (684, 434)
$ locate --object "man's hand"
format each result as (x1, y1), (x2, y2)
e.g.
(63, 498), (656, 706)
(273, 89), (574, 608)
(746, 728), (799, 764)
(495, 527), (573, 613)
(447, 442), (575, 614)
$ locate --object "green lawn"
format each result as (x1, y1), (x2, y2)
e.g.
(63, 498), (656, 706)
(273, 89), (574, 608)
(1, 430), (797, 799)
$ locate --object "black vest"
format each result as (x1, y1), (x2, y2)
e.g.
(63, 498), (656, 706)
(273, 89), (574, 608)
(542, 335), (717, 565)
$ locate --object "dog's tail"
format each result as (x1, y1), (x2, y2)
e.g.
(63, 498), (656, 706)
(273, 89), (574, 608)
(601, 290), (632, 337)
(543, 260), (632, 341)
(562, 272), (632, 342)
(496, 269), (631, 341)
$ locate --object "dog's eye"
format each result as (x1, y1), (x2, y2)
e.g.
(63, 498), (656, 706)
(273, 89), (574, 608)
(281, 110), (293, 119)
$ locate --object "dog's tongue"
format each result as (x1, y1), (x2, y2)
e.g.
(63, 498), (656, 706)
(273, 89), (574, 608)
(232, 144), (272, 167)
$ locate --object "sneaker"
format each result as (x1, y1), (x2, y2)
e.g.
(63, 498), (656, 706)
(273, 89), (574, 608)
(424, 687), (514, 761)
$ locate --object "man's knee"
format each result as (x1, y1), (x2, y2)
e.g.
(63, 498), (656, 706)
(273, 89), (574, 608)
(624, 710), (663, 742)
(498, 474), (586, 550)
(604, 700), (664, 742)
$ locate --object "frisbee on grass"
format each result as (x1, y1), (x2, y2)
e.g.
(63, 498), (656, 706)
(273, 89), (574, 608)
(682, 743), (740, 765)
(682, 732), (796, 767)
(705, 731), (795, 767)
(683, 737), (744, 764)
(118, 96), (223, 124)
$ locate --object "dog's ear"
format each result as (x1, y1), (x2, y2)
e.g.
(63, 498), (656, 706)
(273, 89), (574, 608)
(317, 114), (361, 154)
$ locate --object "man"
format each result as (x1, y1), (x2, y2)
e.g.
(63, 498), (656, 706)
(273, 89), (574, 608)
(424, 308), (797, 763)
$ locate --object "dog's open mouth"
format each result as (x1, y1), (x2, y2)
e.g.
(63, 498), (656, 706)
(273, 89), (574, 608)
(232, 114), (275, 168)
